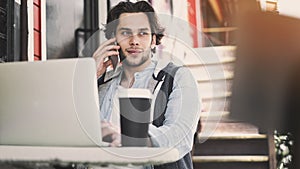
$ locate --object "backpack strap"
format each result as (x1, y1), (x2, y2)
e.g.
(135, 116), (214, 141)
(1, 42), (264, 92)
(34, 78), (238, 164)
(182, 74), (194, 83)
(152, 63), (194, 169)
(152, 62), (181, 127)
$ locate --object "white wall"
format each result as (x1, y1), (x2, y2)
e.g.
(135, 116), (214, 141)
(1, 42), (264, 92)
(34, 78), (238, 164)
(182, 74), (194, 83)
(278, 0), (300, 19)
(41, 0), (46, 61)
(27, 0), (34, 61)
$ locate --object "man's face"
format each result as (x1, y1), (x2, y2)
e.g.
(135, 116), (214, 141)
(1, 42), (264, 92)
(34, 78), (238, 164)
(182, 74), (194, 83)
(116, 12), (156, 67)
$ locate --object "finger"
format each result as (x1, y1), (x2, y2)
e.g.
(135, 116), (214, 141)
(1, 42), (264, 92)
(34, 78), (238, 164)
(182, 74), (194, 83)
(110, 141), (121, 147)
(103, 59), (112, 67)
(93, 38), (117, 55)
(94, 44), (119, 57)
(101, 122), (115, 136)
(111, 132), (121, 141)
(104, 44), (120, 52)
(102, 37), (117, 46)
(94, 50), (119, 63)
(101, 121), (110, 128)
(101, 127), (115, 138)
(100, 46), (120, 59)
(101, 122), (121, 138)
(102, 60), (113, 71)
(105, 51), (119, 58)
(110, 136), (121, 147)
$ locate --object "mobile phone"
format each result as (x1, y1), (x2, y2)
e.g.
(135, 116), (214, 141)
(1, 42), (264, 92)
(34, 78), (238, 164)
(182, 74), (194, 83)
(109, 32), (119, 70)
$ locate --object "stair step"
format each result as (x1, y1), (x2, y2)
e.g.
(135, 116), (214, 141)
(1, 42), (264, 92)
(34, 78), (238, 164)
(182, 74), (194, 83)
(193, 156), (269, 169)
(198, 122), (260, 137)
(200, 111), (230, 119)
(194, 134), (268, 156)
(185, 57), (235, 66)
(193, 155), (269, 163)
(180, 46), (236, 66)
(203, 134), (267, 140)
(193, 155), (269, 169)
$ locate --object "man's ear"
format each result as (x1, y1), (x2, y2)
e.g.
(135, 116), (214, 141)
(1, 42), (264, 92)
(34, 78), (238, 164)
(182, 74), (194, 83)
(151, 35), (156, 49)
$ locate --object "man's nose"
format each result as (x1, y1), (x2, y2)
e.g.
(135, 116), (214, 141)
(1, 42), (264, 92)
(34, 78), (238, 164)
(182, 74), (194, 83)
(129, 35), (139, 46)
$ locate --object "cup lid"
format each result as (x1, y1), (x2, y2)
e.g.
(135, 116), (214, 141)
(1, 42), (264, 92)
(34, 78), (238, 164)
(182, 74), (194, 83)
(118, 87), (152, 99)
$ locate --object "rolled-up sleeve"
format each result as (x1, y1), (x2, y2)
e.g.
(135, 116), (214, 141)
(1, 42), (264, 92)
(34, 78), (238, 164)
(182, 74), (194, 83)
(148, 67), (201, 159)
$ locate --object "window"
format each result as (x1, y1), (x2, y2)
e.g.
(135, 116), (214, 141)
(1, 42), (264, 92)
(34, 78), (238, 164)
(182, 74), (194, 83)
(0, 0), (21, 62)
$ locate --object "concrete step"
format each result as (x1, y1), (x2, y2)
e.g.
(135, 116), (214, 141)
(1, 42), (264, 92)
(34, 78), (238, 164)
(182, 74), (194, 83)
(198, 121), (260, 138)
(193, 155), (268, 163)
(193, 155), (269, 169)
(192, 134), (270, 169)
(194, 134), (268, 156)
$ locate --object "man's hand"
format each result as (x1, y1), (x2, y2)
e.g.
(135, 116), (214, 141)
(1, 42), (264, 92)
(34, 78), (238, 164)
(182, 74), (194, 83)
(101, 121), (121, 147)
(92, 38), (120, 78)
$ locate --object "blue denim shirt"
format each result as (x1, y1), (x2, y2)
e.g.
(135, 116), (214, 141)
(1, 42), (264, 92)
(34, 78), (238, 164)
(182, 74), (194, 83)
(98, 60), (201, 160)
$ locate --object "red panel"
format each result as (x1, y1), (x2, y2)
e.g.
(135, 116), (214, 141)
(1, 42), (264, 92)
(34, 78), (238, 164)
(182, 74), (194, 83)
(33, 0), (40, 6)
(187, 0), (198, 47)
(33, 0), (41, 61)
(34, 5), (41, 31)
(34, 31), (41, 57)
(34, 55), (41, 61)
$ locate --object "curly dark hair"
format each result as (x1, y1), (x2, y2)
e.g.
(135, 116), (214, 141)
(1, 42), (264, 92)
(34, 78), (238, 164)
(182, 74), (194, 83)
(104, 1), (165, 46)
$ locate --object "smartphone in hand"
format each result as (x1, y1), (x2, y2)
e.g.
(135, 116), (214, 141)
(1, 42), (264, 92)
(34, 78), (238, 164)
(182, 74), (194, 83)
(109, 33), (119, 71)
(110, 41), (119, 70)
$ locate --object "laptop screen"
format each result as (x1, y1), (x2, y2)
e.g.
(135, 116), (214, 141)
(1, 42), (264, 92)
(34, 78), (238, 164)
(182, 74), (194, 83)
(0, 58), (104, 146)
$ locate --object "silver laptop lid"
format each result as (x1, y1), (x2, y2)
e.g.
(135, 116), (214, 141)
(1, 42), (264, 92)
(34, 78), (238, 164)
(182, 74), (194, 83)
(0, 58), (103, 147)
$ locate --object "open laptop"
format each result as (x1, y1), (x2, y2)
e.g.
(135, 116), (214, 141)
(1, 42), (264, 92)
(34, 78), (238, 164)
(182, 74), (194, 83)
(0, 58), (107, 147)
(0, 58), (182, 165)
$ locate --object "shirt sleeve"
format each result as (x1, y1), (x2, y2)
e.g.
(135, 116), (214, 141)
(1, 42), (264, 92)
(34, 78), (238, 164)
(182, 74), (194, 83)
(148, 67), (201, 159)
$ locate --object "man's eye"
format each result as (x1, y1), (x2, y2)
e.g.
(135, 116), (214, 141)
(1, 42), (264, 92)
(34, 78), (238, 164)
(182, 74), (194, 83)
(139, 32), (149, 36)
(121, 31), (132, 36)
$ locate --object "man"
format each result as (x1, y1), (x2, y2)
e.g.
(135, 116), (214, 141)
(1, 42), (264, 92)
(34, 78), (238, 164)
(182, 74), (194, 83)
(93, 1), (200, 169)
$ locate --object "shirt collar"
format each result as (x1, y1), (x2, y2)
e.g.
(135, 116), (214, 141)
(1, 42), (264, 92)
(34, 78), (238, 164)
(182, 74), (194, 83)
(103, 58), (168, 82)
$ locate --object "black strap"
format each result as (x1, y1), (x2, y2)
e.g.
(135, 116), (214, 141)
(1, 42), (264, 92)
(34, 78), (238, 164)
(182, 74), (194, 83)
(152, 69), (166, 82)
(152, 72), (164, 94)
(152, 63), (194, 169)
(97, 71), (106, 86)
(152, 62), (181, 92)
(97, 71), (114, 86)
(152, 63), (181, 127)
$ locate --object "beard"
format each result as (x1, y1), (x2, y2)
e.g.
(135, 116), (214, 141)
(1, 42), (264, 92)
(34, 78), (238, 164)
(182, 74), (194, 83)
(120, 48), (151, 67)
